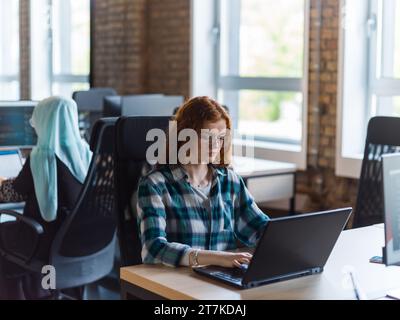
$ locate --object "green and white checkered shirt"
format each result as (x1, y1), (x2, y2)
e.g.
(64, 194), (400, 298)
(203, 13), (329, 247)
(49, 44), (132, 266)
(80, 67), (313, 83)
(137, 165), (269, 267)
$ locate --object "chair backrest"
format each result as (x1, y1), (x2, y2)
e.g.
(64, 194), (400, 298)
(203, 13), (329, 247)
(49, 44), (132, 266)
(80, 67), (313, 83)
(115, 116), (170, 266)
(72, 88), (118, 112)
(103, 96), (122, 117)
(353, 116), (400, 228)
(50, 118), (118, 289)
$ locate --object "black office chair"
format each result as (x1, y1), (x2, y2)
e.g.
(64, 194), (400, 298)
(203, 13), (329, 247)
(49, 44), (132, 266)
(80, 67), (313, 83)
(353, 116), (400, 228)
(115, 116), (170, 267)
(0, 118), (118, 299)
(72, 88), (118, 140)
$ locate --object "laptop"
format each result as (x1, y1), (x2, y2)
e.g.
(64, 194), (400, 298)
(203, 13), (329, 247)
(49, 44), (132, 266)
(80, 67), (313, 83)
(194, 208), (352, 289)
(0, 148), (24, 179)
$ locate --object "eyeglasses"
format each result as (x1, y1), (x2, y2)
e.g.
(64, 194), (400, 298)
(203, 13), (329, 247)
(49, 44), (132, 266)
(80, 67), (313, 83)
(200, 133), (226, 147)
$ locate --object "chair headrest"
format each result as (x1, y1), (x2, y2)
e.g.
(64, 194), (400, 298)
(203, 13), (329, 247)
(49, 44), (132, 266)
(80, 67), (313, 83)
(89, 118), (118, 153)
(115, 116), (171, 161)
(367, 117), (400, 146)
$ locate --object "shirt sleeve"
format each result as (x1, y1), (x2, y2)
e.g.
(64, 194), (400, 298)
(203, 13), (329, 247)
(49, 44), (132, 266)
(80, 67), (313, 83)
(232, 172), (269, 247)
(137, 178), (192, 267)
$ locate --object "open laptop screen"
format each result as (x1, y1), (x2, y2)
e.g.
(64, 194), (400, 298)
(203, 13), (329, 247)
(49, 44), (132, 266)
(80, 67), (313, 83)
(0, 149), (24, 179)
(382, 153), (400, 266)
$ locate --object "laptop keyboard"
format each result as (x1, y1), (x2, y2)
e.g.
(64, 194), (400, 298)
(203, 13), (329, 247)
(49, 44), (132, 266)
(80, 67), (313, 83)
(210, 270), (244, 284)
(211, 272), (242, 283)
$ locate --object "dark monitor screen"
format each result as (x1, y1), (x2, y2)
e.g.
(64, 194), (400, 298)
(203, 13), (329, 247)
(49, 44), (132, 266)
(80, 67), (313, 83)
(0, 101), (37, 147)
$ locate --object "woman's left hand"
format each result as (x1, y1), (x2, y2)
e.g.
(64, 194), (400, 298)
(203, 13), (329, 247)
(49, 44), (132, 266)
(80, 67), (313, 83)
(0, 177), (5, 185)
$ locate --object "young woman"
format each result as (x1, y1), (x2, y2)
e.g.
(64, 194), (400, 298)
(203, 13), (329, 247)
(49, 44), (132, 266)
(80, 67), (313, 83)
(0, 96), (92, 299)
(137, 96), (269, 268)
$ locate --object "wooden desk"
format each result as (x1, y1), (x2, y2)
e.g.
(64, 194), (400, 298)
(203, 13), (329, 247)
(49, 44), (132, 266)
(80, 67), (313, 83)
(233, 157), (297, 213)
(120, 225), (400, 300)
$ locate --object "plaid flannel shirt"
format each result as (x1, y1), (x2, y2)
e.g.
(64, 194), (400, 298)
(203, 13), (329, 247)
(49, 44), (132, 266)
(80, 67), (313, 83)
(137, 165), (269, 267)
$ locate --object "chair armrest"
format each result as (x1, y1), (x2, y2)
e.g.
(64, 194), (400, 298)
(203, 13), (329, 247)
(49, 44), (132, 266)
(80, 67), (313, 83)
(0, 210), (44, 263)
(0, 210), (44, 235)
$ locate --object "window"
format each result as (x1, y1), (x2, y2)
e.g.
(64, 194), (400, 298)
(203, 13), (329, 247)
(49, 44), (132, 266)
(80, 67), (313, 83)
(0, 0), (19, 100)
(216, 0), (309, 168)
(31, 0), (90, 100)
(337, 0), (400, 178)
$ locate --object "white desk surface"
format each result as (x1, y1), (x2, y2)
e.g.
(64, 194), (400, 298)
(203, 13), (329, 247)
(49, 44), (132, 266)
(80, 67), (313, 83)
(233, 156), (297, 178)
(120, 224), (400, 300)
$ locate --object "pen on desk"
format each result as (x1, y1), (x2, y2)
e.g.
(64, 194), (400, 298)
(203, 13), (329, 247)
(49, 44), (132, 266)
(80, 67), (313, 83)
(349, 271), (368, 300)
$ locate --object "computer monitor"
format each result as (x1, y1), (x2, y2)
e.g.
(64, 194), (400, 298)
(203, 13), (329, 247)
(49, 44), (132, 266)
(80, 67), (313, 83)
(0, 101), (37, 147)
(122, 95), (184, 117)
(382, 153), (400, 266)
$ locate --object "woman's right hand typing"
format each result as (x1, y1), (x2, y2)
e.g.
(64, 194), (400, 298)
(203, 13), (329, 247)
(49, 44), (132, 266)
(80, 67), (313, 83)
(194, 250), (253, 268)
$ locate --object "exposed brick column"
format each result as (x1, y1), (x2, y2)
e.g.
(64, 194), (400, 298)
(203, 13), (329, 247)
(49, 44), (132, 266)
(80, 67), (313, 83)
(19, 0), (30, 100)
(91, 0), (191, 98)
(147, 0), (191, 98)
(297, 0), (358, 217)
(91, 0), (148, 94)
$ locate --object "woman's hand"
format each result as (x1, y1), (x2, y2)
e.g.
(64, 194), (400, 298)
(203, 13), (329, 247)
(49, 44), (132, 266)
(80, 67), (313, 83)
(218, 251), (253, 268)
(0, 177), (6, 185)
(196, 250), (253, 268)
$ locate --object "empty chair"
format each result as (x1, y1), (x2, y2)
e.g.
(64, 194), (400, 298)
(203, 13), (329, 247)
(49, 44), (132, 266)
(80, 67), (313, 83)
(73, 88), (118, 140)
(353, 116), (400, 228)
(72, 88), (118, 112)
(114, 116), (170, 267)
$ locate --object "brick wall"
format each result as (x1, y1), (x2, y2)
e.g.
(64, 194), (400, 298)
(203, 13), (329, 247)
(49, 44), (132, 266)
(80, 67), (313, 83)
(297, 0), (359, 217)
(92, 0), (190, 98)
(147, 0), (191, 97)
(91, 0), (148, 94)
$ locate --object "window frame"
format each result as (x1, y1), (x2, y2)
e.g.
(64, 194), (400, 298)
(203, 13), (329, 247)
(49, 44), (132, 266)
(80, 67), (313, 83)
(215, 0), (310, 169)
(0, 0), (20, 100)
(30, 0), (90, 101)
(337, 0), (400, 179)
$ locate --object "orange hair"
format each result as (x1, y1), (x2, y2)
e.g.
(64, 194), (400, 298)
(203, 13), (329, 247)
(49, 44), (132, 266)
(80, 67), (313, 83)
(167, 96), (232, 167)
